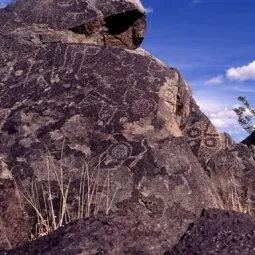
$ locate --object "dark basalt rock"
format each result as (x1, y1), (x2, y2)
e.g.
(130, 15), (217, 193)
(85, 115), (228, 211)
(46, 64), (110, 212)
(5, 208), (255, 255)
(0, 162), (30, 250)
(0, 0), (218, 252)
(168, 208), (255, 255)
(0, 198), (213, 255)
(242, 131), (255, 146)
(182, 101), (235, 168)
(0, 42), (216, 252)
(205, 142), (255, 214)
(0, 0), (146, 49)
(2, 0), (254, 254)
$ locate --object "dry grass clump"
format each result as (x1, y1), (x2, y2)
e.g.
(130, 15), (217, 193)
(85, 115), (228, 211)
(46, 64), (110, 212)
(15, 142), (119, 240)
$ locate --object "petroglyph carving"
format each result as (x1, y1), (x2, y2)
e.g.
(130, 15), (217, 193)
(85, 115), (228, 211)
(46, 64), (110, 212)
(109, 142), (132, 160)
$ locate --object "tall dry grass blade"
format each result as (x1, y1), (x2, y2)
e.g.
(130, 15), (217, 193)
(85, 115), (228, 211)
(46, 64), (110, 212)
(106, 184), (119, 215)
(78, 164), (85, 219)
(58, 178), (71, 227)
(46, 147), (70, 226)
(95, 172), (109, 215)
(46, 155), (57, 230)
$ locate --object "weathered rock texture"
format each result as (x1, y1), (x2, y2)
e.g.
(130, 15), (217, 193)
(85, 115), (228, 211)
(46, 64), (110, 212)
(0, 0), (220, 252)
(205, 142), (255, 214)
(182, 102), (235, 168)
(3, 208), (255, 255)
(1, 0), (255, 254)
(168, 208), (255, 255)
(0, 42), (216, 253)
(0, 0), (146, 49)
(0, 162), (30, 250)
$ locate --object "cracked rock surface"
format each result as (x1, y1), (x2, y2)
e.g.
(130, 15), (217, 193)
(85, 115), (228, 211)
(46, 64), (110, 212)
(0, 0), (218, 252)
(168, 208), (255, 255)
(0, 0), (146, 48)
(2, 0), (255, 254)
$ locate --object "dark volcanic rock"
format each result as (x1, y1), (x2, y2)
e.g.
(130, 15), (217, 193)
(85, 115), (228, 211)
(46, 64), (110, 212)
(168, 208), (255, 255)
(0, 0), (218, 252)
(242, 131), (255, 146)
(2, 0), (247, 253)
(182, 101), (235, 168)
(5, 208), (255, 255)
(0, 206), (214, 255)
(0, 162), (30, 250)
(205, 142), (255, 214)
(0, 0), (146, 49)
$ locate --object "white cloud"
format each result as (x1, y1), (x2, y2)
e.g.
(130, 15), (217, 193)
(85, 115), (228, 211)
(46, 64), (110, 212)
(226, 60), (255, 81)
(193, 96), (247, 142)
(201, 106), (237, 129)
(144, 6), (154, 14)
(205, 75), (224, 85)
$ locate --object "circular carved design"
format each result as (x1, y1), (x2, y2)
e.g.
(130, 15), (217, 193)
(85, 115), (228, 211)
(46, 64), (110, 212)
(186, 127), (202, 139)
(204, 137), (218, 148)
(131, 98), (155, 116)
(109, 142), (131, 160)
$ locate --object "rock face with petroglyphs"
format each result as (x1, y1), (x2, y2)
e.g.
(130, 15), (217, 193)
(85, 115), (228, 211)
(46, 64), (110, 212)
(1, 0), (255, 254)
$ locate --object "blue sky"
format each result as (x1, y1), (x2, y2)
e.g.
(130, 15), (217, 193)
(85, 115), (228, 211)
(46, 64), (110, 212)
(1, 0), (254, 141)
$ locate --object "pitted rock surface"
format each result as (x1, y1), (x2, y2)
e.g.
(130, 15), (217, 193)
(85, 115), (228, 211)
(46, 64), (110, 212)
(168, 208), (255, 255)
(205, 142), (255, 213)
(0, 0), (237, 253)
(0, 0), (146, 49)
(0, 203), (214, 255)
(0, 164), (30, 250)
(182, 101), (235, 167)
(0, 36), (216, 250)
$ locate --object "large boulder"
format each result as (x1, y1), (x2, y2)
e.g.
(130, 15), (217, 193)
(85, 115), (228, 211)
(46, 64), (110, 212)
(0, 42), (216, 252)
(4, 208), (255, 255)
(0, 0), (146, 49)
(0, 0), (219, 252)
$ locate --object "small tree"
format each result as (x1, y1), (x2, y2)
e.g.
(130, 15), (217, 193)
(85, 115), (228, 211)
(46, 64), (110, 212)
(233, 96), (255, 134)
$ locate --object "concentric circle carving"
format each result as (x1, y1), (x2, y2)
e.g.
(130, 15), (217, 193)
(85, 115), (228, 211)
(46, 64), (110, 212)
(109, 142), (132, 160)
(131, 98), (155, 116)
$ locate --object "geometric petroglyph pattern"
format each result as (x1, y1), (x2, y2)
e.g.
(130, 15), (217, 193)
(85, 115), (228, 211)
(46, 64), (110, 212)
(182, 106), (234, 167)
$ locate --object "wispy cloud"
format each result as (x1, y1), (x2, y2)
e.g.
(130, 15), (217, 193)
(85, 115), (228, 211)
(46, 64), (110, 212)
(193, 95), (247, 142)
(144, 6), (154, 14)
(226, 60), (255, 81)
(205, 75), (224, 85)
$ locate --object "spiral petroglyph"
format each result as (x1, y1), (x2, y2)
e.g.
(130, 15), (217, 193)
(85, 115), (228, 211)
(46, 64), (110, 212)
(131, 98), (156, 116)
